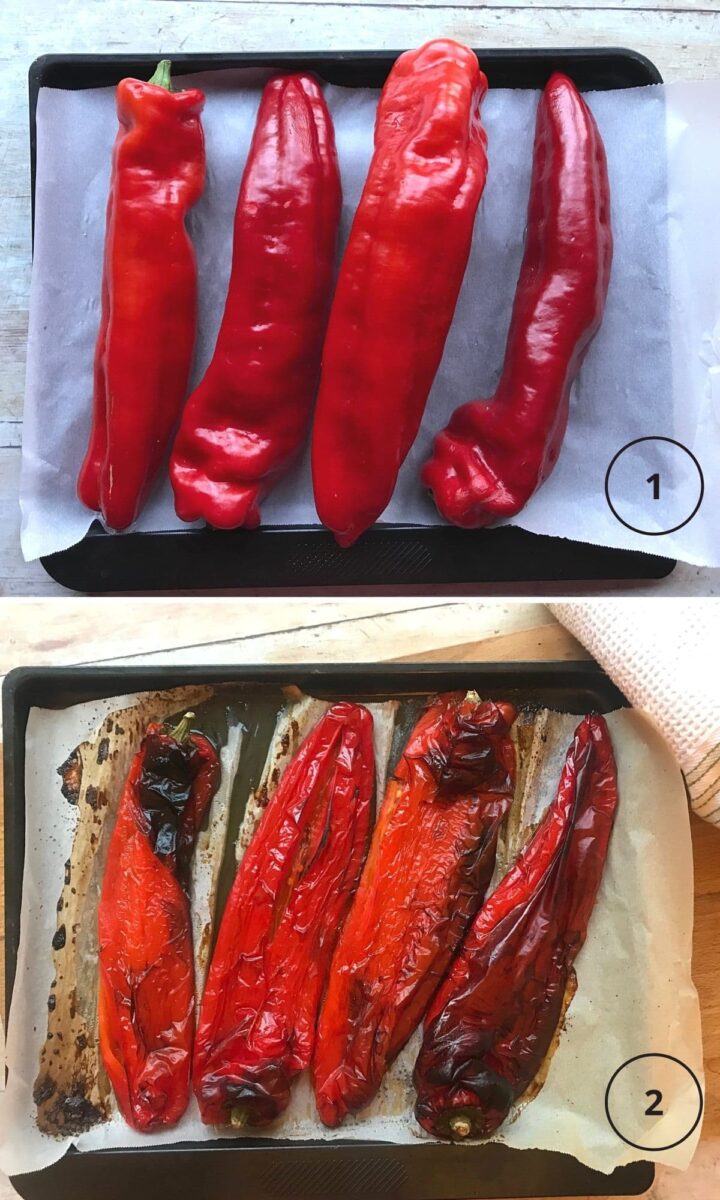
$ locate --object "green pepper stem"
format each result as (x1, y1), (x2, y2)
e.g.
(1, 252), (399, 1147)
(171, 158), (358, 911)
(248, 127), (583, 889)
(230, 1106), (248, 1129)
(148, 59), (173, 91)
(170, 712), (195, 744)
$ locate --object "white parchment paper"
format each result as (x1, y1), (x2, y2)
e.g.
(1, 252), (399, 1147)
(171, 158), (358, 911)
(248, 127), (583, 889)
(0, 693), (703, 1177)
(19, 72), (720, 565)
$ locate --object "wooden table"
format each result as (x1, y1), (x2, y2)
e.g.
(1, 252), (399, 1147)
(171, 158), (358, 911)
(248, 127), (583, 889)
(1, 599), (717, 1198)
(2, 0), (720, 596)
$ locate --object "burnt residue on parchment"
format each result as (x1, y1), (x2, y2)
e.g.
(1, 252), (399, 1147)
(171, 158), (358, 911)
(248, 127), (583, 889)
(34, 685), (215, 1137)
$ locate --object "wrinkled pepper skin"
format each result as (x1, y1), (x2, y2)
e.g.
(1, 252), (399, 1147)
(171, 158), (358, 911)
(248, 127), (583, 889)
(98, 715), (220, 1130)
(78, 62), (205, 531)
(414, 714), (618, 1140)
(193, 703), (375, 1127)
(313, 694), (517, 1127)
(312, 40), (489, 547)
(423, 73), (613, 527)
(170, 74), (341, 529)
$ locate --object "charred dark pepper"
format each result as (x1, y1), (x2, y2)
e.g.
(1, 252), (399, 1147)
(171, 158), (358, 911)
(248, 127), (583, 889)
(313, 694), (517, 1127)
(414, 714), (618, 1140)
(193, 703), (375, 1127)
(98, 713), (220, 1130)
(423, 73), (613, 526)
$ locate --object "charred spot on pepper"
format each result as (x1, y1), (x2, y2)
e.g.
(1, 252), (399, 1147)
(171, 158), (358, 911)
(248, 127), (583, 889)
(52, 925), (66, 951)
(33, 1075), (57, 1106)
(137, 731), (202, 884)
(57, 748), (83, 804)
(97, 738), (110, 764)
(64, 859), (71, 885)
(85, 785), (100, 810)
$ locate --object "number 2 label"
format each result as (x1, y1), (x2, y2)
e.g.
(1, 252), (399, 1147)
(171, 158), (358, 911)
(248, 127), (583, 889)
(645, 1089), (664, 1117)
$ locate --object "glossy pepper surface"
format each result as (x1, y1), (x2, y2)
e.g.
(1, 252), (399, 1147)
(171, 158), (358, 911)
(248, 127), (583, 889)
(193, 702), (375, 1127)
(98, 713), (220, 1130)
(414, 714), (618, 1140)
(311, 40), (488, 547)
(313, 694), (517, 1127)
(170, 74), (341, 529)
(423, 73), (612, 527)
(78, 61), (205, 532)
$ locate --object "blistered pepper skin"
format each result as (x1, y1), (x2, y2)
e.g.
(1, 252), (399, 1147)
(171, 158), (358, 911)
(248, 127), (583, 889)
(170, 74), (341, 529)
(414, 714), (618, 1140)
(98, 719), (220, 1131)
(312, 40), (489, 547)
(423, 73), (613, 527)
(193, 703), (375, 1127)
(313, 694), (517, 1127)
(77, 63), (206, 532)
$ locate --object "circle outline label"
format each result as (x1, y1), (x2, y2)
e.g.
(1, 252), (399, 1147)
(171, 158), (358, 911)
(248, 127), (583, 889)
(604, 437), (704, 536)
(604, 1053), (704, 1152)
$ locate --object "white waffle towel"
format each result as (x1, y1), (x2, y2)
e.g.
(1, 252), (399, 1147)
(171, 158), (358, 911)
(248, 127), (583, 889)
(551, 600), (720, 828)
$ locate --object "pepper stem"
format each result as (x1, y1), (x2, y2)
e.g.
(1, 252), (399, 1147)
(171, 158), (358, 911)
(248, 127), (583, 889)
(170, 712), (195, 744)
(230, 1106), (248, 1129)
(449, 1114), (472, 1139)
(148, 59), (173, 92)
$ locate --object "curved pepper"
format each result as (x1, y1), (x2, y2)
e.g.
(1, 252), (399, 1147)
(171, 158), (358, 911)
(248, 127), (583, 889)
(170, 74), (341, 529)
(193, 702), (375, 1126)
(78, 60), (205, 532)
(98, 714), (220, 1130)
(313, 694), (517, 1127)
(312, 40), (488, 547)
(414, 714), (618, 1140)
(423, 73), (613, 527)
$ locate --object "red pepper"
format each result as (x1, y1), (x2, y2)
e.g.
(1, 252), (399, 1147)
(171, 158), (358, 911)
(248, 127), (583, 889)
(77, 60), (205, 532)
(193, 702), (375, 1127)
(98, 713), (220, 1130)
(311, 40), (488, 547)
(414, 714), (618, 1140)
(422, 73), (612, 527)
(313, 694), (517, 1127)
(170, 74), (341, 529)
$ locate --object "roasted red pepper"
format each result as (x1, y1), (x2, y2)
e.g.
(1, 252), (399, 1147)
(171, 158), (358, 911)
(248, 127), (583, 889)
(313, 694), (517, 1127)
(78, 60), (205, 532)
(170, 74), (341, 529)
(423, 73), (612, 527)
(98, 713), (220, 1130)
(193, 702), (375, 1126)
(414, 713), (618, 1140)
(312, 40), (488, 547)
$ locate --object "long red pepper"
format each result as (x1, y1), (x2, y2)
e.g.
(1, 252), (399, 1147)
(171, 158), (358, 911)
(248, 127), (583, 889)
(193, 703), (375, 1127)
(170, 74), (341, 529)
(77, 60), (205, 532)
(313, 694), (517, 1127)
(414, 714), (618, 1140)
(312, 40), (488, 548)
(423, 73), (612, 527)
(98, 714), (220, 1130)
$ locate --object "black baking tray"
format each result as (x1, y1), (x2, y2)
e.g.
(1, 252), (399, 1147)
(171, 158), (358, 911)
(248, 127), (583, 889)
(3, 661), (652, 1198)
(27, 48), (674, 594)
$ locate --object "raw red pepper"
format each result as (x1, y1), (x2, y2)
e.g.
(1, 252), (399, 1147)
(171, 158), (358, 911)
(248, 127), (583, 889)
(414, 714), (618, 1140)
(98, 713), (220, 1130)
(193, 702), (375, 1126)
(77, 60), (205, 532)
(422, 73), (613, 527)
(313, 694), (517, 1127)
(170, 74), (341, 529)
(311, 40), (488, 547)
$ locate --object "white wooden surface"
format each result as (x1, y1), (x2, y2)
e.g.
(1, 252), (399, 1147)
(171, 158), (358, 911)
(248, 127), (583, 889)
(2, 0), (720, 594)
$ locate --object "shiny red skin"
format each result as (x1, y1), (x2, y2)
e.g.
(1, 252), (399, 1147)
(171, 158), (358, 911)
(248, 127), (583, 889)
(312, 40), (489, 547)
(77, 75), (205, 531)
(423, 73), (613, 527)
(193, 703), (375, 1126)
(98, 723), (220, 1131)
(313, 695), (517, 1127)
(414, 714), (618, 1140)
(170, 74), (341, 529)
